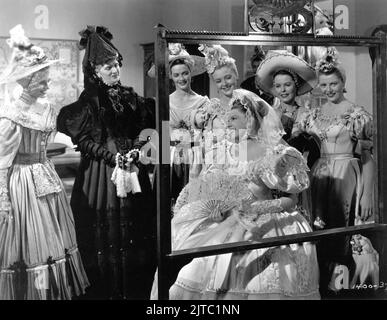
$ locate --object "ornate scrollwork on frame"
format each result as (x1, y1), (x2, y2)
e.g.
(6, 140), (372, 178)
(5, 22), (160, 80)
(248, 0), (314, 34)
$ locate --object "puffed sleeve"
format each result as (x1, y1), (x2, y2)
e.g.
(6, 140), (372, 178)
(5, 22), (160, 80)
(204, 99), (223, 130)
(57, 98), (116, 166)
(247, 144), (310, 194)
(0, 118), (22, 212)
(57, 99), (90, 144)
(348, 106), (373, 152)
(187, 96), (209, 131)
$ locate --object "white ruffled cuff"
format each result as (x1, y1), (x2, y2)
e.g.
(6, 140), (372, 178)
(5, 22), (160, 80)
(250, 199), (284, 215)
(111, 153), (142, 198)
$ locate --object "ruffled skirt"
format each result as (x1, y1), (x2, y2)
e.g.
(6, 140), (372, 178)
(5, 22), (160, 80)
(152, 206), (320, 300)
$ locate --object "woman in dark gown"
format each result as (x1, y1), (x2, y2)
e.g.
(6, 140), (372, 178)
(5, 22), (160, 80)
(57, 26), (156, 299)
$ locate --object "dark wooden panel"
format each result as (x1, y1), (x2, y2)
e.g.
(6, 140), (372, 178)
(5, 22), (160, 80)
(155, 26), (172, 301)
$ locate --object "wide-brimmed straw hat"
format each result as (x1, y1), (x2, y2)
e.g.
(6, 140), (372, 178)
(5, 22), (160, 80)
(256, 50), (317, 96)
(147, 43), (206, 78)
(0, 24), (59, 84)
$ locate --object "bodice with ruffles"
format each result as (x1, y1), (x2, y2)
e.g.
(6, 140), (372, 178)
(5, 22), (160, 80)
(174, 141), (310, 223)
(0, 97), (91, 300)
(170, 94), (210, 130)
(273, 100), (304, 141)
(172, 141), (311, 258)
(169, 94), (210, 166)
(0, 98), (61, 212)
(293, 104), (373, 156)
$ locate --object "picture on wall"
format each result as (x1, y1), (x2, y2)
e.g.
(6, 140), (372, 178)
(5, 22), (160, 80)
(0, 37), (82, 112)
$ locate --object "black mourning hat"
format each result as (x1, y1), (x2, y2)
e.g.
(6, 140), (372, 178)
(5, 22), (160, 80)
(78, 25), (122, 73)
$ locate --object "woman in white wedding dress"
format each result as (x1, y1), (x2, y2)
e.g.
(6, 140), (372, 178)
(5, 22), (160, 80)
(151, 89), (320, 300)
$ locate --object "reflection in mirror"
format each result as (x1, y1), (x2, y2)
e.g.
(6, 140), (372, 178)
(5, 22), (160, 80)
(163, 41), (377, 299)
(169, 42), (375, 238)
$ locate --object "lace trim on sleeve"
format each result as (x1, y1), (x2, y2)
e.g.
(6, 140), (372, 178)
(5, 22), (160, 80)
(345, 106), (373, 147)
(292, 108), (313, 136)
(250, 199), (284, 215)
(246, 144), (310, 193)
(237, 198), (284, 231)
(0, 100), (57, 132)
(0, 169), (11, 212)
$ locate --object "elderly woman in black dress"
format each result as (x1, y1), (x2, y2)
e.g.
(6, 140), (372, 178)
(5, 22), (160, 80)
(57, 26), (156, 299)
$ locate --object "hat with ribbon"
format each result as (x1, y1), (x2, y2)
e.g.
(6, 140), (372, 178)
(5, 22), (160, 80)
(198, 44), (238, 76)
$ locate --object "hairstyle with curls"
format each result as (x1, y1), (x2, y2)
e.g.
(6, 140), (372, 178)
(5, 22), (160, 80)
(231, 98), (249, 114)
(272, 69), (299, 88)
(169, 58), (192, 73)
(168, 43), (195, 72)
(317, 65), (345, 84)
(232, 96), (267, 121)
(198, 44), (239, 78)
(315, 47), (346, 84)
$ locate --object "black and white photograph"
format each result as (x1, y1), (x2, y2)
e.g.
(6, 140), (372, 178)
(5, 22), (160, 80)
(0, 0), (387, 312)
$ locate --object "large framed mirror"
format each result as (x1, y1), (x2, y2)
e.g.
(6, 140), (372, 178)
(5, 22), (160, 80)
(152, 27), (387, 300)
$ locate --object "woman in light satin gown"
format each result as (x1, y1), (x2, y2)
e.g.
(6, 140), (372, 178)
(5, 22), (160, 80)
(165, 44), (210, 202)
(151, 89), (320, 300)
(292, 48), (376, 294)
(0, 25), (89, 300)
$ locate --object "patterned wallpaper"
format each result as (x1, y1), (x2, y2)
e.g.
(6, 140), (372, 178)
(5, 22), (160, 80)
(0, 38), (82, 111)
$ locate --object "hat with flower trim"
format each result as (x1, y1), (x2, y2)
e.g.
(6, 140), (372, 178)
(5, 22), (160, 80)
(0, 24), (59, 84)
(147, 43), (206, 78)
